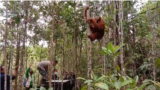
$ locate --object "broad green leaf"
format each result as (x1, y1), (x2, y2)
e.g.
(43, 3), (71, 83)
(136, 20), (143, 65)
(113, 45), (120, 53)
(93, 74), (98, 81)
(84, 80), (93, 84)
(126, 89), (134, 90)
(120, 79), (132, 88)
(137, 80), (151, 90)
(77, 77), (86, 81)
(105, 80), (114, 88)
(151, 81), (160, 87)
(114, 81), (121, 89)
(135, 76), (139, 84)
(116, 65), (120, 72)
(102, 46), (106, 50)
(91, 71), (95, 79)
(107, 42), (114, 53)
(97, 75), (107, 81)
(40, 86), (47, 90)
(129, 78), (137, 87)
(145, 84), (156, 90)
(95, 82), (109, 90)
(81, 85), (87, 90)
(99, 51), (107, 55)
(155, 58), (160, 69)
(114, 44), (125, 53)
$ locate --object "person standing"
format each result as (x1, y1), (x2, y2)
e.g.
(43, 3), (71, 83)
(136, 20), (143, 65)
(0, 65), (18, 90)
(52, 69), (59, 80)
(25, 64), (35, 90)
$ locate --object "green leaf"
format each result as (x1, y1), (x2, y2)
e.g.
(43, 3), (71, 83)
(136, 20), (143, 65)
(155, 58), (160, 69)
(0, 8), (3, 13)
(13, 16), (20, 24)
(113, 45), (119, 53)
(137, 79), (151, 90)
(114, 81), (121, 89)
(151, 81), (160, 87)
(114, 44), (125, 53)
(107, 42), (114, 53)
(77, 77), (86, 81)
(39, 86), (47, 90)
(81, 85), (87, 90)
(116, 65), (120, 72)
(135, 76), (139, 84)
(97, 75), (107, 81)
(120, 79), (132, 88)
(91, 71), (95, 79)
(84, 80), (93, 84)
(105, 80), (114, 88)
(10, 1), (15, 4)
(99, 51), (107, 55)
(95, 82), (109, 90)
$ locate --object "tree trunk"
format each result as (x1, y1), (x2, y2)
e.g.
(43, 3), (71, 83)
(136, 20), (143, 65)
(114, 1), (119, 46)
(119, 1), (125, 76)
(37, 45), (43, 86)
(4, 11), (8, 90)
(9, 24), (14, 90)
(14, 24), (20, 90)
(18, 21), (26, 90)
(48, 1), (56, 88)
(85, 2), (92, 90)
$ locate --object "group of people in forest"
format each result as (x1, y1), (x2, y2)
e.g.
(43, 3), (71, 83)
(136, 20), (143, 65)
(0, 60), (76, 90)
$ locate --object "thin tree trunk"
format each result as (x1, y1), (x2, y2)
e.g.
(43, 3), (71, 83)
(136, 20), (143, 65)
(85, 2), (92, 90)
(14, 24), (20, 90)
(119, 0), (125, 76)
(152, 2), (157, 90)
(114, 1), (119, 46)
(48, 1), (55, 88)
(9, 24), (14, 90)
(19, 7), (28, 90)
(61, 39), (65, 90)
(4, 10), (8, 90)
(38, 45), (43, 86)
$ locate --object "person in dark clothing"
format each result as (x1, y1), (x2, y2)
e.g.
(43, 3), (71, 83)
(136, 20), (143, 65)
(63, 71), (68, 80)
(52, 69), (58, 80)
(0, 65), (18, 90)
(70, 72), (76, 90)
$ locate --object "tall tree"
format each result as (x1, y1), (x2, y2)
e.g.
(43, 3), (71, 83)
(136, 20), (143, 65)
(48, 1), (56, 88)
(119, 1), (125, 76)
(4, 7), (8, 90)
(18, 1), (28, 89)
(85, 1), (92, 90)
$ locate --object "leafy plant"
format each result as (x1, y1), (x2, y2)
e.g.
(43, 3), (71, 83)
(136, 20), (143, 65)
(78, 71), (159, 90)
(100, 42), (124, 62)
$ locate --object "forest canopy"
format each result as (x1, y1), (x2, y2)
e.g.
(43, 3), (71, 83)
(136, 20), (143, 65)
(0, 0), (160, 90)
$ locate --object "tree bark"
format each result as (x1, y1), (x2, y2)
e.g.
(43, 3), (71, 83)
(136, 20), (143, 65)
(19, 3), (28, 89)
(119, 1), (125, 76)
(85, 2), (92, 90)
(4, 10), (8, 90)
(48, 1), (56, 88)
(14, 24), (20, 90)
